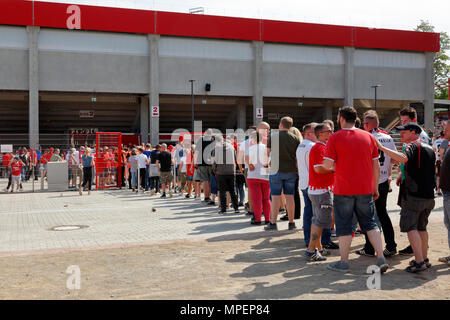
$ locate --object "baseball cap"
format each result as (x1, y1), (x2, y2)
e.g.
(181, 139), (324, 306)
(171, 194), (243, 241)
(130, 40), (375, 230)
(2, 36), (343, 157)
(395, 122), (422, 134)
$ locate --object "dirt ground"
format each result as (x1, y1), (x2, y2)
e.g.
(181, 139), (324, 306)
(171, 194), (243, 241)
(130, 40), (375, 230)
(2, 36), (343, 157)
(0, 219), (448, 300)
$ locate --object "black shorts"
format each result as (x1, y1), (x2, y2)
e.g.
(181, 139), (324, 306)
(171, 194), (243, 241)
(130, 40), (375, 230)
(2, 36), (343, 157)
(399, 196), (435, 232)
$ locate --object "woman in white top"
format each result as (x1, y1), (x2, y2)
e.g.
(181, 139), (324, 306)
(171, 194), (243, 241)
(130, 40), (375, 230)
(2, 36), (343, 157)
(245, 132), (271, 225)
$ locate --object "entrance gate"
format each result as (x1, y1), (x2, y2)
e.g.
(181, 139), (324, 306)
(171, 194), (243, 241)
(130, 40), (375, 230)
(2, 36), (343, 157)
(95, 132), (123, 189)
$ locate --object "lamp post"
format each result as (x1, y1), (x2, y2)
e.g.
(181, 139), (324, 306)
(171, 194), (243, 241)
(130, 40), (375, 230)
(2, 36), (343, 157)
(189, 80), (195, 133)
(371, 85), (381, 111)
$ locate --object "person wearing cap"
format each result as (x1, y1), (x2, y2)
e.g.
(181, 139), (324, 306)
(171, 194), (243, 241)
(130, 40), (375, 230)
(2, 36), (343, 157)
(376, 122), (436, 273)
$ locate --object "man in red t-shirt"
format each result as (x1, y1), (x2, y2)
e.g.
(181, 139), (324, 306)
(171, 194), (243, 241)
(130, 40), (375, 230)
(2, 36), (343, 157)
(9, 156), (25, 192)
(322, 106), (389, 273)
(304, 123), (334, 261)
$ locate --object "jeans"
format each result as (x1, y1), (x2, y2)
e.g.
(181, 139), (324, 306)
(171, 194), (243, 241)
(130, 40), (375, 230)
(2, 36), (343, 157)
(444, 192), (450, 249)
(131, 171), (138, 188)
(269, 172), (297, 195)
(363, 181), (397, 253)
(235, 174), (246, 204)
(302, 188), (332, 246)
(294, 176), (301, 219)
(82, 167), (92, 191)
(145, 168), (150, 190)
(334, 194), (378, 237)
(149, 176), (160, 193)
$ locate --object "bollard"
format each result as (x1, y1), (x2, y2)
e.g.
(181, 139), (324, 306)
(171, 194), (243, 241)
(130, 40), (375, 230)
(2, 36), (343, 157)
(40, 167), (44, 190)
(137, 167), (140, 193)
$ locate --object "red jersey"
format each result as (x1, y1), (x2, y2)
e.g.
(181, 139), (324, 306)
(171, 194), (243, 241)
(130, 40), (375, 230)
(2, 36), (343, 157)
(308, 142), (334, 191)
(11, 162), (23, 176)
(2, 153), (11, 166)
(324, 128), (379, 195)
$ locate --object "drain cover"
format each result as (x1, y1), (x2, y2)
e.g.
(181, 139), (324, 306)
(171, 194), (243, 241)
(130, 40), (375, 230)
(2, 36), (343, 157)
(48, 225), (89, 231)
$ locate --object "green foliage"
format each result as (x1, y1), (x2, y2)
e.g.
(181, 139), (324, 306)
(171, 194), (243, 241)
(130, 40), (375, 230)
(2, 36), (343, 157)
(415, 20), (450, 99)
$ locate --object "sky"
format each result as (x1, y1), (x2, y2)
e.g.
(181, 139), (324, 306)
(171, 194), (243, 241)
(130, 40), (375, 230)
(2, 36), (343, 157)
(35, 0), (450, 35)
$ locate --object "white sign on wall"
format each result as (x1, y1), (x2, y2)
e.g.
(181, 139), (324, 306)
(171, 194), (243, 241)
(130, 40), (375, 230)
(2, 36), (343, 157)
(1, 145), (13, 153)
(256, 107), (263, 119)
(151, 106), (160, 117)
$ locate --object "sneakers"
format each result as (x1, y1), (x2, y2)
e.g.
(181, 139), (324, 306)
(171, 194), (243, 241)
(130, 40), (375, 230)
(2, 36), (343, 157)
(264, 223), (278, 231)
(238, 202), (244, 207)
(250, 218), (261, 225)
(322, 242), (339, 250)
(234, 208), (240, 214)
(438, 255), (450, 264)
(246, 211), (254, 216)
(355, 249), (375, 257)
(327, 261), (350, 273)
(218, 209), (226, 214)
(383, 248), (397, 257)
(319, 248), (331, 256)
(204, 197), (211, 203)
(280, 214), (289, 221)
(305, 249), (327, 261)
(207, 201), (215, 205)
(185, 194), (190, 199)
(376, 257), (389, 273)
(160, 193), (166, 198)
(399, 245), (414, 255)
(288, 222), (297, 230)
(330, 229), (337, 238)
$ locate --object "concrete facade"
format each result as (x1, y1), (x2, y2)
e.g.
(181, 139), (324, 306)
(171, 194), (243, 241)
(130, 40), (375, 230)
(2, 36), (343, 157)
(0, 23), (438, 145)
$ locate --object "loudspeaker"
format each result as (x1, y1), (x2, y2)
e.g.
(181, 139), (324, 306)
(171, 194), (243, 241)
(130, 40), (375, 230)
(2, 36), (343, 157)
(205, 83), (211, 92)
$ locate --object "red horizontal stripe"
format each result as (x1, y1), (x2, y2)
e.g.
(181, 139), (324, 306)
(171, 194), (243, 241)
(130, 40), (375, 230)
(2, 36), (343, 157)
(0, 0), (440, 52)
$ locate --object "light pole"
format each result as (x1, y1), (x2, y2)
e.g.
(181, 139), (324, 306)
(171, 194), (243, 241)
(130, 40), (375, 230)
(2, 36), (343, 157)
(189, 80), (195, 133)
(371, 85), (381, 111)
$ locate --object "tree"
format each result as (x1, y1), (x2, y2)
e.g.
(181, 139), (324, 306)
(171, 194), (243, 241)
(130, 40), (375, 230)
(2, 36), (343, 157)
(415, 20), (450, 99)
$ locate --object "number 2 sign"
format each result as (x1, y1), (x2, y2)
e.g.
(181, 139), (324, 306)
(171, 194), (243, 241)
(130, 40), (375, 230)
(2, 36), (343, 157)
(256, 107), (263, 119)
(151, 106), (160, 117)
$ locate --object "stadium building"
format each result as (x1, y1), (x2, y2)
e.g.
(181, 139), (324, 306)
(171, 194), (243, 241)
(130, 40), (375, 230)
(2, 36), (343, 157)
(0, 0), (440, 147)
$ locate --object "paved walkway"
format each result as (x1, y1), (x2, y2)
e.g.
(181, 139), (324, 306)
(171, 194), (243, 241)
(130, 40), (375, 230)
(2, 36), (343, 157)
(0, 181), (445, 255)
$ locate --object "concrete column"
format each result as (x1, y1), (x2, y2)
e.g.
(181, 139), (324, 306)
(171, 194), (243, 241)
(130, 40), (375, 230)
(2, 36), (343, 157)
(344, 47), (354, 107)
(253, 41), (264, 126)
(237, 100), (246, 130)
(140, 96), (149, 144)
(27, 26), (40, 150)
(424, 52), (435, 130)
(324, 103), (333, 121)
(148, 34), (160, 146)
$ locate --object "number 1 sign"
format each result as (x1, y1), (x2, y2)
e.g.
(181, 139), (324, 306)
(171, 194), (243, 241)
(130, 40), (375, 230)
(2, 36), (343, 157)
(256, 107), (263, 119)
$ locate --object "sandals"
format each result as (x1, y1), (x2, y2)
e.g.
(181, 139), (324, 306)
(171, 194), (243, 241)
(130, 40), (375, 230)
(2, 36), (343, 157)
(405, 260), (427, 273)
(409, 258), (432, 269)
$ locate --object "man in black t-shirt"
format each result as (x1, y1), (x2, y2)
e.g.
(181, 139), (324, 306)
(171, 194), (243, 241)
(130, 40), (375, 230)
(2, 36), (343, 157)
(156, 144), (173, 198)
(149, 145), (161, 195)
(377, 122), (435, 273)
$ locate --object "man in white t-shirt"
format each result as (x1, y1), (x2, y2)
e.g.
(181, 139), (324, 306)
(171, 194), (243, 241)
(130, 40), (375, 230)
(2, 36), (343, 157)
(137, 147), (149, 192)
(356, 110), (398, 257)
(237, 126), (256, 215)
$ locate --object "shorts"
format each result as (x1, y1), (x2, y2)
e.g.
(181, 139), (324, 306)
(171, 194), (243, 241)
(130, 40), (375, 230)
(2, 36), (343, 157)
(333, 194), (378, 237)
(196, 166), (212, 182)
(68, 168), (73, 179)
(269, 172), (296, 196)
(160, 171), (173, 185)
(399, 195), (435, 232)
(149, 164), (160, 177)
(11, 175), (21, 184)
(193, 169), (200, 182)
(309, 191), (333, 229)
(187, 175), (193, 182)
